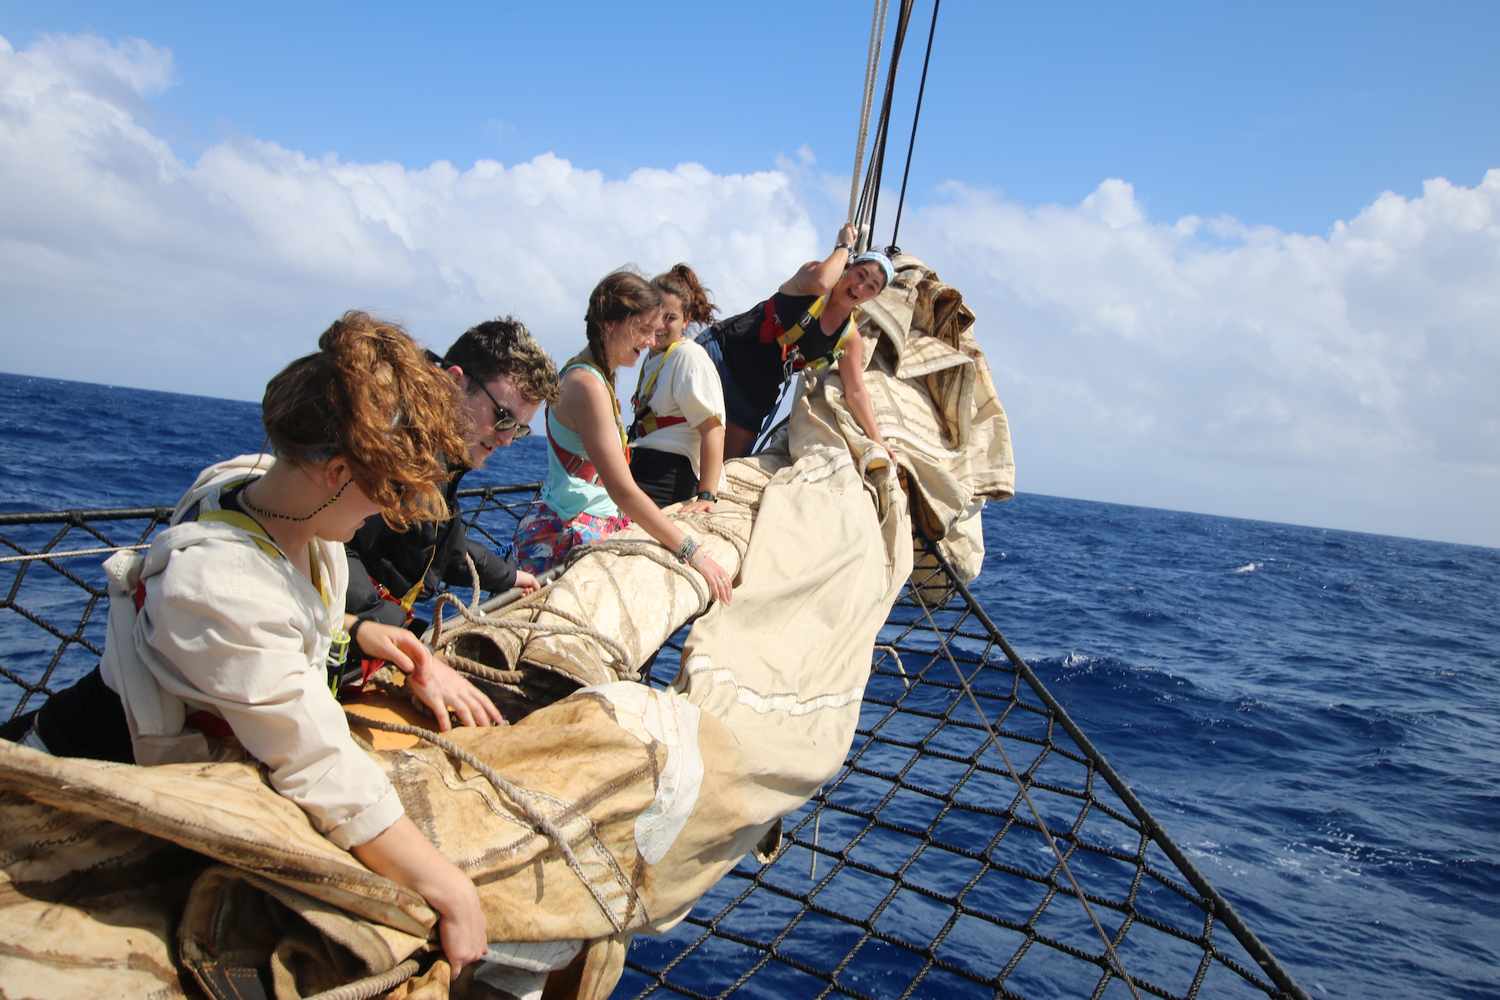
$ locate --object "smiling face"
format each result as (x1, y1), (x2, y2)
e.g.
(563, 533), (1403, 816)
(654, 292), (686, 351)
(833, 261), (888, 309)
(452, 371), (541, 468)
(604, 307), (663, 369)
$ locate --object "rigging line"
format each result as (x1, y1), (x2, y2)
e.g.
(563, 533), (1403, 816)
(908, 578), (1145, 1000)
(849, 0), (891, 228)
(0, 543), (147, 564)
(924, 551), (1312, 1000)
(888, 0), (941, 252)
(859, 0), (917, 243)
(854, 0), (906, 234)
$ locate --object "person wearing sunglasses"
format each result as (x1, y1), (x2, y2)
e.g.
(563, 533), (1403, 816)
(344, 317), (560, 639)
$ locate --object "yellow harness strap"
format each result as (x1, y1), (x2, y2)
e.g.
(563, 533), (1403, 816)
(198, 508), (285, 562)
(631, 340), (685, 439)
(634, 340), (682, 409)
(777, 296), (857, 372)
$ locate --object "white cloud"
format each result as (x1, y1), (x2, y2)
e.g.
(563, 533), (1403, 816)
(903, 173), (1500, 543)
(0, 34), (818, 400)
(2, 34), (1497, 545)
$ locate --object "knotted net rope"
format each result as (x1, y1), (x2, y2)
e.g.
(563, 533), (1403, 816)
(0, 488), (1307, 999)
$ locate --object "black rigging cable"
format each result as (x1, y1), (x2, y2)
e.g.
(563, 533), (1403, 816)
(854, 0), (915, 242)
(887, 0), (941, 254)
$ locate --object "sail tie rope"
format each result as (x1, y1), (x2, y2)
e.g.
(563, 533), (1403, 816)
(429, 519), (750, 678)
(349, 711), (636, 935)
(303, 958), (421, 1000)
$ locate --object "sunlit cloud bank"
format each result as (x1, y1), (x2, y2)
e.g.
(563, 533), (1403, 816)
(0, 34), (816, 398)
(902, 172), (1500, 540)
(3, 34), (1497, 544)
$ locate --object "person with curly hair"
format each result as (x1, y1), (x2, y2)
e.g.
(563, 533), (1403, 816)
(0, 312), (496, 978)
(627, 265), (726, 509)
(345, 316), (560, 635)
(512, 271), (734, 604)
(697, 223), (897, 461)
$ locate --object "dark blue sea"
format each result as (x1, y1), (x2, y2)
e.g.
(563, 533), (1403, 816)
(1, 371), (1497, 999)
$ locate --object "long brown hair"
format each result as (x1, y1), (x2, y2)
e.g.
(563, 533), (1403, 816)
(261, 311), (466, 531)
(584, 270), (661, 387)
(652, 263), (717, 326)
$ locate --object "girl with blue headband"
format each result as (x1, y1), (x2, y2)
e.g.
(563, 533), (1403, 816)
(695, 223), (896, 459)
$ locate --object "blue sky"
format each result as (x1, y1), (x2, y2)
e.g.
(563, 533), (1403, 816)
(2, 2), (1498, 546)
(7, 2), (1496, 231)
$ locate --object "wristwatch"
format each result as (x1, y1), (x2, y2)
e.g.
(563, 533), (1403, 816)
(695, 490), (718, 503)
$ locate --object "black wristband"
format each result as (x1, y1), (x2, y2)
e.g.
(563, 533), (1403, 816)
(347, 614), (372, 653)
(695, 490), (718, 502)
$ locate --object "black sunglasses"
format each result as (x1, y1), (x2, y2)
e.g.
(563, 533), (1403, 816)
(472, 379), (531, 439)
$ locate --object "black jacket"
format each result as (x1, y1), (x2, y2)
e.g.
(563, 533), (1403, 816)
(345, 466), (517, 627)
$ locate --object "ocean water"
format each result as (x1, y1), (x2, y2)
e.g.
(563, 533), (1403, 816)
(1, 371), (1497, 998)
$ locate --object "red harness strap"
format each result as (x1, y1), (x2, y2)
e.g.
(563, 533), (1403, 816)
(757, 299), (784, 345)
(547, 414), (601, 483)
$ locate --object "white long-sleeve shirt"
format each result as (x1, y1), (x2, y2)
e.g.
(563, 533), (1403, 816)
(100, 455), (403, 849)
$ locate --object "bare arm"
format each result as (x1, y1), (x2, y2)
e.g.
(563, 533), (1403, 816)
(836, 333), (890, 455)
(352, 816), (487, 981)
(677, 417), (724, 515)
(695, 418), (724, 495)
(560, 372), (733, 604)
(779, 222), (858, 297)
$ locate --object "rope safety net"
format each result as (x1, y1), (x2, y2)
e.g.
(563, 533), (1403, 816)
(0, 490), (1307, 999)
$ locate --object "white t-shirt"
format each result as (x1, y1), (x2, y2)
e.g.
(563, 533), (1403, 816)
(632, 338), (726, 480)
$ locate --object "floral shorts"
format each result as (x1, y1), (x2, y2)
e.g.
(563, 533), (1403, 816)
(513, 506), (632, 575)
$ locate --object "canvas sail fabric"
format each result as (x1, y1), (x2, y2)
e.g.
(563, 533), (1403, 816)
(846, 252), (1015, 584)
(429, 458), (768, 705)
(0, 453), (910, 999)
(0, 259), (1006, 999)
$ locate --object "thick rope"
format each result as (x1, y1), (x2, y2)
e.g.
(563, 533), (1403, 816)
(908, 584), (1144, 1000)
(850, 0), (891, 232)
(430, 591), (635, 673)
(443, 652), (525, 686)
(350, 712), (635, 934)
(856, 0), (916, 244)
(303, 958), (421, 1000)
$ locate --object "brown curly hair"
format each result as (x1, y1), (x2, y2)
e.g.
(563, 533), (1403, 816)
(261, 311), (467, 531)
(652, 263), (718, 326)
(443, 316), (560, 405)
(584, 270), (661, 387)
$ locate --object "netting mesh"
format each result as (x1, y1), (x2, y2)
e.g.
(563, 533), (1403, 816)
(0, 489), (1305, 1000)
